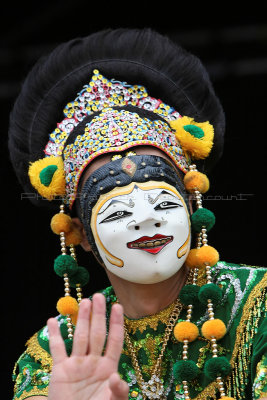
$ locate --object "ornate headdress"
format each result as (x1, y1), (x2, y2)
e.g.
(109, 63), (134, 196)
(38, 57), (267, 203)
(9, 29), (233, 399)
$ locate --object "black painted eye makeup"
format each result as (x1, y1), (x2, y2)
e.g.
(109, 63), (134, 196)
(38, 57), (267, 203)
(100, 210), (133, 223)
(154, 201), (182, 210)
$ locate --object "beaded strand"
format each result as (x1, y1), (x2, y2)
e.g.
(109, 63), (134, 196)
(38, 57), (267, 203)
(59, 204), (74, 339)
(50, 204), (90, 336)
(173, 164), (234, 400)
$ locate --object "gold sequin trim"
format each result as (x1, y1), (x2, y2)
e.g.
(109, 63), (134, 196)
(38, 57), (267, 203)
(196, 268), (207, 287)
(15, 386), (48, 400)
(26, 333), (53, 371)
(254, 356), (267, 398)
(124, 301), (177, 334)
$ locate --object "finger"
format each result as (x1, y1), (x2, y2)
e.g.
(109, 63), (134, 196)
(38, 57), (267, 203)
(105, 303), (124, 366)
(89, 293), (106, 356)
(47, 318), (67, 365)
(71, 298), (91, 356)
(109, 372), (129, 400)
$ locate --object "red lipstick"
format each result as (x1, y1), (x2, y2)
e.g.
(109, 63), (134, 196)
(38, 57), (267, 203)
(127, 234), (173, 254)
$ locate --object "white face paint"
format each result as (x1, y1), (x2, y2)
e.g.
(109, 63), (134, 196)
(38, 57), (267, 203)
(91, 181), (191, 284)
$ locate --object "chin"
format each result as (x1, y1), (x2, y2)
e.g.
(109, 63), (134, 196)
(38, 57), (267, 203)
(125, 269), (179, 285)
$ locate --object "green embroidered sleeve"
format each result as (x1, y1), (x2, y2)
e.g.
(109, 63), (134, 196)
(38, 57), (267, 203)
(12, 314), (69, 400)
(12, 350), (49, 399)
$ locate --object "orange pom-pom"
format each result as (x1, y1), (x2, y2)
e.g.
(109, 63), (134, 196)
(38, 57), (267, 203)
(173, 321), (199, 342)
(56, 296), (79, 316)
(201, 319), (227, 340)
(184, 171), (210, 194)
(65, 228), (83, 246)
(185, 248), (199, 269)
(71, 312), (78, 325)
(197, 245), (219, 267)
(51, 213), (72, 234)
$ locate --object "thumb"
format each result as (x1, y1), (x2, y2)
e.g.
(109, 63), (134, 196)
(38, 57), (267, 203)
(109, 372), (129, 400)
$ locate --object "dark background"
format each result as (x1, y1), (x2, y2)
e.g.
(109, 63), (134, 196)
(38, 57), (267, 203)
(2, 3), (267, 399)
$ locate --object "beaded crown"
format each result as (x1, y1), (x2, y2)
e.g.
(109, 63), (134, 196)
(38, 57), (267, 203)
(44, 69), (191, 208)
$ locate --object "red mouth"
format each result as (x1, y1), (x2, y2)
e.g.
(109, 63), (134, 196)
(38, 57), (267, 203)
(127, 234), (173, 254)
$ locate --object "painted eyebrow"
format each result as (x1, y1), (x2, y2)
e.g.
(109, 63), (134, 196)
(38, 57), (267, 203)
(98, 199), (135, 215)
(148, 190), (180, 204)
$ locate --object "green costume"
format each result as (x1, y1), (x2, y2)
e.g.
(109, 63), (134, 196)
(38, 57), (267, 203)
(13, 261), (267, 400)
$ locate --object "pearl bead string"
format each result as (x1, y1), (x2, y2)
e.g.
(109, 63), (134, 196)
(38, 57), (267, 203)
(59, 204), (74, 339)
(192, 166), (231, 400)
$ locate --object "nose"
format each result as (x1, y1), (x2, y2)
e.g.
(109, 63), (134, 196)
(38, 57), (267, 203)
(127, 213), (167, 231)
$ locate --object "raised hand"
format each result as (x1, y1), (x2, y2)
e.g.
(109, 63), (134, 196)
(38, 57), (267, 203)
(47, 294), (129, 400)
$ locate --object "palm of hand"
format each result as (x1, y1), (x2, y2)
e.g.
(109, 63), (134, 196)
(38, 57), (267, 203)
(47, 295), (128, 400)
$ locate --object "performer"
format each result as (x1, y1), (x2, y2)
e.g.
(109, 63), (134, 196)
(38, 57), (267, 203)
(9, 29), (266, 400)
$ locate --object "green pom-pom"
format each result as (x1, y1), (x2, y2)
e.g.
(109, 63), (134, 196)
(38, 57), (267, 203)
(173, 360), (199, 382)
(39, 165), (58, 186)
(179, 284), (200, 306)
(69, 266), (90, 288)
(54, 254), (78, 277)
(204, 356), (231, 380)
(191, 208), (215, 232)
(184, 124), (204, 138)
(198, 283), (222, 305)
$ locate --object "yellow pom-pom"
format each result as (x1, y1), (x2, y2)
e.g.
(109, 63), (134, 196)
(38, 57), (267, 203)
(65, 228), (83, 246)
(28, 156), (66, 200)
(170, 116), (214, 160)
(173, 321), (199, 342)
(197, 245), (219, 267)
(51, 213), (73, 234)
(185, 248), (199, 269)
(184, 170), (210, 194)
(201, 319), (227, 340)
(56, 296), (79, 316)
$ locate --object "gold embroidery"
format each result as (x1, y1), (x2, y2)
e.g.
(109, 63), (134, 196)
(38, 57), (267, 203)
(135, 335), (164, 376)
(193, 381), (218, 400)
(124, 301), (177, 334)
(15, 386), (48, 400)
(26, 333), (53, 371)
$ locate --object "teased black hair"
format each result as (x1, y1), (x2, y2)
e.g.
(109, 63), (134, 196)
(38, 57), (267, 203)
(8, 28), (225, 208)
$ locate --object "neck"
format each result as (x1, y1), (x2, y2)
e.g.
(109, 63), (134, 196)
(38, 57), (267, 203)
(106, 264), (188, 319)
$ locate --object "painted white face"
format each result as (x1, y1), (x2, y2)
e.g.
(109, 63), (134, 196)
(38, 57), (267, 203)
(91, 181), (191, 284)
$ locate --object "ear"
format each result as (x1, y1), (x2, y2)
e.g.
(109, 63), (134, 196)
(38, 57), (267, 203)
(71, 217), (92, 252)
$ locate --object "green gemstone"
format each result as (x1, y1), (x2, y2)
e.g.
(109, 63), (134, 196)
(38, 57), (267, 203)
(39, 165), (58, 186)
(183, 124), (204, 138)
